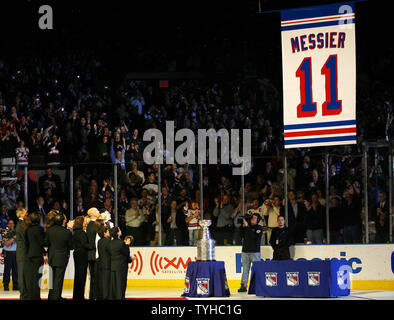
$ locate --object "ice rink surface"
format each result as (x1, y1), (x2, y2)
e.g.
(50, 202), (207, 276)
(0, 287), (393, 300)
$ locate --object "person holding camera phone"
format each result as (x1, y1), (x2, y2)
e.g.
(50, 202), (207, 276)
(261, 195), (282, 243)
(238, 213), (263, 293)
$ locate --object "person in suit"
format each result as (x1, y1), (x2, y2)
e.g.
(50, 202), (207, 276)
(45, 211), (73, 300)
(86, 207), (100, 300)
(165, 200), (187, 245)
(97, 225), (111, 300)
(35, 196), (47, 228)
(123, 235), (134, 294)
(38, 167), (62, 199)
(106, 227), (132, 300)
(375, 192), (390, 243)
(15, 208), (28, 300)
(280, 190), (307, 243)
(270, 215), (293, 260)
(71, 216), (91, 300)
(24, 211), (46, 300)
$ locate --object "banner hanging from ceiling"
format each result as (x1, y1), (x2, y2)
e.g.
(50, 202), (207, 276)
(281, 2), (356, 149)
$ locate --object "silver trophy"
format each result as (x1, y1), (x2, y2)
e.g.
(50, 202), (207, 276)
(196, 220), (215, 261)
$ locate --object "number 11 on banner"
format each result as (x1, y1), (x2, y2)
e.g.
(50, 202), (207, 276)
(297, 54), (342, 118)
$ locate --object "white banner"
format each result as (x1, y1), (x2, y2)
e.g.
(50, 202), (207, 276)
(281, 2), (356, 148)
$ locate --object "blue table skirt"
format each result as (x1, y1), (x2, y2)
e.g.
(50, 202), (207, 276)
(248, 260), (350, 297)
(182, 261), (230, 297)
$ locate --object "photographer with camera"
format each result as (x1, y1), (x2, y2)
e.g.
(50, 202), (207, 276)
(261, 195), (282, 243)
(246, 199), (268, 244)
(238, 213), (263, 293)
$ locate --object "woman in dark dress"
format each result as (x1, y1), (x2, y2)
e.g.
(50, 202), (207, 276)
(106, 227), (132, 300)
(24, 211), (46, 300)
(71, 216), (91, 300)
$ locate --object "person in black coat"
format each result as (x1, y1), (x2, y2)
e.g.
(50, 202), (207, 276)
(15, 208), (28, 300)
(106, 227), (132, 300)
(86, 207), (100, 300)
(375, 192), (390, 243)
(305, 193), (326, 244)
(341, 190), (362, 243)
(97, 225), (111, 300)
(165, 200), (188, 245)
(270, 215), (293, 260)
(71, 216), (91, 300)
(280, 190), (307, 243)
(45, 211), (73, 300)
(24, 211), (46, 300)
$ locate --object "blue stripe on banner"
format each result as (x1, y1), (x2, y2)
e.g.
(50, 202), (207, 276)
(285, 135), (357, 145)
(280, 1), (355, 22)
(284, 120), (356, 130)
(281, 19), (354, 31)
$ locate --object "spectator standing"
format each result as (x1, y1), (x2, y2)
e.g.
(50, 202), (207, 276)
(15, 140), (29, 168)
(213, 195), (234, 245)
(29, 131), (46, 166)
(1, 128), (19, 175)
(184, 201), (201, 246)
(261, 196), (282, 243)
(165, 200), (187, 245)
(34, 196), (46, 228)
(305, 193), (326, 244)
(341, 190), (362, 243)
(45, 134), (62, 165)
(0, 205), (11, 229)
(375, 192), (390, 243)
(281, 190), (306, 244)
(97, 135), (111, 163)
(125, 199), (144, 245)
(118, 189), (130, 234)
(38, 167), (62, 199)
(328, 196), (344, 244)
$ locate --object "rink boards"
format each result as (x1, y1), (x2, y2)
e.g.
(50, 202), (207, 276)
(0, 244), (393, 290)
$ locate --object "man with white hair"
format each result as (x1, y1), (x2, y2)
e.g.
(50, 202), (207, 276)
(99, 208), (114, 229)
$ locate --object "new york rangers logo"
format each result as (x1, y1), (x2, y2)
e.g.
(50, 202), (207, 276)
(286, 272), (299, 286)
(308, 272), (320, 286)
(196, 278), (210, 295)
(265, 272), (278, 287)
(184, 276), (190, 294)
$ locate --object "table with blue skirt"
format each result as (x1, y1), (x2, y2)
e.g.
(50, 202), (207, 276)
(248, 260), (351, 297)
(181, 261), (230, 297)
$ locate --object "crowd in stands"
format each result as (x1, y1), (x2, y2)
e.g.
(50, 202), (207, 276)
(0, 4), (393, 245)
